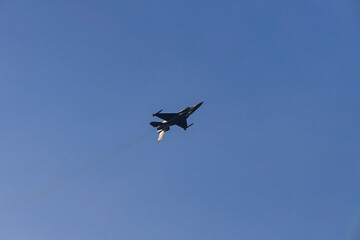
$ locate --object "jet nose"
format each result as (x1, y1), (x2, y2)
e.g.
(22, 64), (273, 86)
(193, 101), (203, 109)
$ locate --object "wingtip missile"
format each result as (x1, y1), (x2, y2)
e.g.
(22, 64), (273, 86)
(184, 123), (193, 130)
(153, 109), (163, 116)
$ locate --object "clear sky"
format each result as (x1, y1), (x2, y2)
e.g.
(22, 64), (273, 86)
(1, 1), (360, 239)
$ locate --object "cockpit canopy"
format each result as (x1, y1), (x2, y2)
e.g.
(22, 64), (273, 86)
(178, 107), (190, 113)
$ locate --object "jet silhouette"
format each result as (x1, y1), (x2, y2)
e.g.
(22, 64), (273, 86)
(150, 101), (203, 141)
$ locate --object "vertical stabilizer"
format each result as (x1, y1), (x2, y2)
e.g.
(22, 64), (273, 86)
(158, 131), (165, 142)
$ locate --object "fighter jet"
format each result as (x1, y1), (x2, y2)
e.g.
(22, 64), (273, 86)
(150, 101), (203, 141)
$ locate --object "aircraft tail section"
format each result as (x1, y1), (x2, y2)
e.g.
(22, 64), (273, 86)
(150, 121), (162, 128)
(158, 130), (165, 142)
(150, 122), (168, 141)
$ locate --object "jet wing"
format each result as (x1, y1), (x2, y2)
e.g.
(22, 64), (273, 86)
(155, 113), (178, 121)
(175, 119), (188, 130)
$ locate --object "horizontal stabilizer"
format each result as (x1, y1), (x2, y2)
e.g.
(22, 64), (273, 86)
(150, 121), (162, 128)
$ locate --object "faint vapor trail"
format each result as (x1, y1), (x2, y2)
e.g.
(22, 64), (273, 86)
(5, 130), (153, 213)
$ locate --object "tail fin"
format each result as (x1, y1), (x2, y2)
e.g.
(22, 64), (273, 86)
(150, 121), (162, 128)
(158, 131), (165, 142)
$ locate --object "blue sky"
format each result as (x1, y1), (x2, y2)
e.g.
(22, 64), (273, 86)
(1, 1), (360, 239)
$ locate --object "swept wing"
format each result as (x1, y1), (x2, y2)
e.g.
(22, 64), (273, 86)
(155, 113), (177, 121)
(175, 119), (188, 130)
